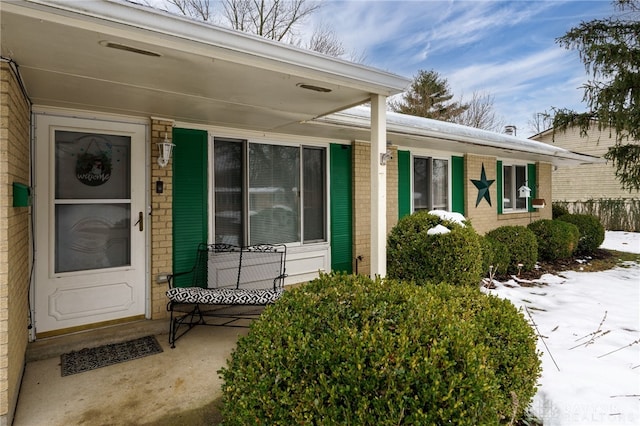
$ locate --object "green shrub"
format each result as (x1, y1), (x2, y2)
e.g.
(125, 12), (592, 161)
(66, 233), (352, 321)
(527, 219), (580, 261)
(480, 236), (511, 277)
(485, 226), (538, 274)
(557, 213), (605, 255)
(219, 273), (541, 425)
(552, 202), (570, 219)
(387, 211), (483, 286)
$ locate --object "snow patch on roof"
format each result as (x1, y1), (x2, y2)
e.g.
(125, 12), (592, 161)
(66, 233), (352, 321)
(320, 106), (602, 164)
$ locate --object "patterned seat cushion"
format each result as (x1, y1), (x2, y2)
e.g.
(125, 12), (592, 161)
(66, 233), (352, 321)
(167, 287), (284, 305)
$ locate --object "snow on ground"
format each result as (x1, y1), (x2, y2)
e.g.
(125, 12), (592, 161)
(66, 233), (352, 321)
(600, 231), (640, 254)
(485, 231), (640, 425)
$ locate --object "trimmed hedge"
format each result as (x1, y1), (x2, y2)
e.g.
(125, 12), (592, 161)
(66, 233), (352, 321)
(528, 219), (580, 261)
(387, 211), (483, 286)
(219, 273), (541, 425)
(481, 236), (511, 277)
(552, 203), (570, 219)
(557, 213), (605, 255)
(485, 226), (538, 274)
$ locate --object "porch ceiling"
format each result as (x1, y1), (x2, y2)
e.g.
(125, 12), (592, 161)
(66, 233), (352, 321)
(0, 0), (408, 131)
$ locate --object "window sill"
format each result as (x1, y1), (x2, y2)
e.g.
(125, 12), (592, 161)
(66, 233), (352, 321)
(498, 210), (532, 219)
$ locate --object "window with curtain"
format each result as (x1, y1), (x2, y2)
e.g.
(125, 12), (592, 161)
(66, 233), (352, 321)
(502, 164), (528, 211)
(413, 156), (449, 211)
(214, 138), (326, 246)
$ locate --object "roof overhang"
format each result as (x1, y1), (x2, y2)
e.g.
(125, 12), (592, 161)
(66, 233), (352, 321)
(284, 106), (604, 167)
(0, 0), (409, 131)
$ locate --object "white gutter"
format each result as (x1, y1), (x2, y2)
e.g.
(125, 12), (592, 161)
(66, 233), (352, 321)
(11, 0), (409, 96)
(314, 106), (604, 165)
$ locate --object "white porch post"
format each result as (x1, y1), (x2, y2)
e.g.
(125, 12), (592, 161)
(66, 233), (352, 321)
(370, 94), (387, 277)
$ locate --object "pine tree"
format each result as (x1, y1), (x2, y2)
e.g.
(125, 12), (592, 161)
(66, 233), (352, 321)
(552, 0), (640, 191)
(390, 69), (468, 121)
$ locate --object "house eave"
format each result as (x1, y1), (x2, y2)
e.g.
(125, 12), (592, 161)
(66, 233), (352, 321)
(311, 106), (605, 166)
(11, 0), (409, 96)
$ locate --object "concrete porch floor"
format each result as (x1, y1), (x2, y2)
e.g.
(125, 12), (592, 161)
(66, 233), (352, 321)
(13, 319), (248, 425)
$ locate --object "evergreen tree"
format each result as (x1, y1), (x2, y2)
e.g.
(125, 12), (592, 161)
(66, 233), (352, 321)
(552, 0), (640, 191)
(390, 69), (468, 121)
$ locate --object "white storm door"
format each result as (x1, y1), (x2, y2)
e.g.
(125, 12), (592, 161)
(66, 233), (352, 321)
(34, 115), (147, 335)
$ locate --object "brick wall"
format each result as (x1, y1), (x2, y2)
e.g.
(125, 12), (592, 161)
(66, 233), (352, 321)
(465, 155), (499, 234)
(352, 141), (398, 276)
(0, 62), (31, 426)
(466, 155), (551, 234)
(150, 120), (174, 320)
(535, 162), (553, 221)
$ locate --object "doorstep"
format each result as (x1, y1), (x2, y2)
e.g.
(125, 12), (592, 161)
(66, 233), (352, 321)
(26, 319), (168, 362)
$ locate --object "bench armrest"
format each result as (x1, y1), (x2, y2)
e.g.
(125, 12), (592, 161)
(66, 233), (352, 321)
(167, 268), (195, 290)
(273, 273), (288, 289)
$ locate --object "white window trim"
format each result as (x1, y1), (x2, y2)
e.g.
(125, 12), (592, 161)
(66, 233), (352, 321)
(208, 133), (330, 248)
(501, 162), (529, 213)
(410, 153), (452, 213)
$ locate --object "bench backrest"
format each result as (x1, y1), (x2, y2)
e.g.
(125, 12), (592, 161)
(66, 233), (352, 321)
(193, 243), (286, 290)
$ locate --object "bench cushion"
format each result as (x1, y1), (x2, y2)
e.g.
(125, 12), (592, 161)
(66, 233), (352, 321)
(167, 287), (284, 305)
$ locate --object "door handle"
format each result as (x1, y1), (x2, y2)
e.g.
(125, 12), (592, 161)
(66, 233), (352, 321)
(134, 211), (143, 231)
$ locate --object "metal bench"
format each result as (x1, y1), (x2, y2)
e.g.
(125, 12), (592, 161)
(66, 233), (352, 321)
(166, 243), (286, 348)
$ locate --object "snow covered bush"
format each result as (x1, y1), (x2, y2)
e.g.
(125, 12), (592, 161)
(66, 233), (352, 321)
(219, 273), (541, 425)
(528, 219), (580, 261)
(387, 210), (483, 286)
(557, 213), (605, 255)
(485, 226), (538, 274)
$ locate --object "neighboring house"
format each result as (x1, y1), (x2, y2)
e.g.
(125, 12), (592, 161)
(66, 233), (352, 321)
(0, 1), (598, 423)
(532, 126), (639, 230)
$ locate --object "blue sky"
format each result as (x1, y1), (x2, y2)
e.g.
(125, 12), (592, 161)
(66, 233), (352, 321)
(304, 0), (614, 137)
(151, 0), (616, 137)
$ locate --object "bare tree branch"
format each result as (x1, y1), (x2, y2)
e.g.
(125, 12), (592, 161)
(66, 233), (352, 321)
(453, 91), (505, 132)
(306, 22), (345, 57)
(527, 110), (554, 135)
(221, 0), (320, 43)
(164, 0), (213, 21)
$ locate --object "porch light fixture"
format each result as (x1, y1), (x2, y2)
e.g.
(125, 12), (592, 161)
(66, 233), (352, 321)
(380, 141), (393, 166)
(157, 133), (175, 168)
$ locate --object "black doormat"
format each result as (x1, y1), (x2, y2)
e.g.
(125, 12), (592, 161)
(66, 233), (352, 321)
(60, 335), (163, 376)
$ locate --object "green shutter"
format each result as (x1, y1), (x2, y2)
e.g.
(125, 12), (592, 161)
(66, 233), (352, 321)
(451, 156), (465, 214)
(397, 150), (411, 219)
(330, 144), (353, 273)
(496, 161), (503, 214)
(172, 128), (208, 287)
(528, 163), (537, 212)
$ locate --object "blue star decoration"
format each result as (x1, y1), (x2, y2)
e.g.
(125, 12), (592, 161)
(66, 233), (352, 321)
(471, 164), (495, 207)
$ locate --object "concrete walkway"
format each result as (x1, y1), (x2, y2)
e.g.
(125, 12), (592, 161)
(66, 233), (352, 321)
(13, 320), (247, 425)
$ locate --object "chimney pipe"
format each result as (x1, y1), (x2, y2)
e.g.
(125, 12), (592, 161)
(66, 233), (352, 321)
(504, 125), (517, 136)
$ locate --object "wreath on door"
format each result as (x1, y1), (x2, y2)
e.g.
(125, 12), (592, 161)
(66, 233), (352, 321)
(75, 136), (112, 186)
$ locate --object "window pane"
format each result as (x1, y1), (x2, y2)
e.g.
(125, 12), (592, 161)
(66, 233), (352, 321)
(303, 147), (326, 242)
(56, 131), (130, 199)
(503, 165), (513, 209)
(214, 139), (243, 246)
(55, 203), (130, 272)
(249, 143), (300, 244)
(432, 159), (448, 210)
(515, 165), (527, 209)
(413, 157), (429, 211)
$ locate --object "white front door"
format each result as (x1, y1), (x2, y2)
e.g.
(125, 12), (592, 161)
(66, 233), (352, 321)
(34, 114), (147, 336)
